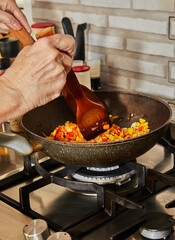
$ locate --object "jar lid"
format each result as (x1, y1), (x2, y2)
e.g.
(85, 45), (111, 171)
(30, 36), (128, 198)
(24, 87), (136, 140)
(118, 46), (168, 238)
(31, 22), (54, 28)
(0, 58), (10, 70)
(0, 37), (20, 58)
(72, 65), (90, 72)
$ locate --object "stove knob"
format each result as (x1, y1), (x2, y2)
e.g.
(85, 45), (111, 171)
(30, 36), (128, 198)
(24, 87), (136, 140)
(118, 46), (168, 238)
(47, 232), (72, 240)
(23, 219), (50, 240)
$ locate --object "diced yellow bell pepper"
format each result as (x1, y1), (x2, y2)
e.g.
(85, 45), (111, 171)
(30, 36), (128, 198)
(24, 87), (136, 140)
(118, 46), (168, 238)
(139, 118), (146, 124)
(127, 128), (133, 135)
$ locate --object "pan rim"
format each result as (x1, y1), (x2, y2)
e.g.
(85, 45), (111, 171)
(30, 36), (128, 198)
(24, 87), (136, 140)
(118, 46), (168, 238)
(22, 90), (172, 147)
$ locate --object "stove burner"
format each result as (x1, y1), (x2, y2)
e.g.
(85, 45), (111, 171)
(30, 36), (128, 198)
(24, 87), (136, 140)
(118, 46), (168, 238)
(139, 212), (173, 239)
(73, 164), (136, 185)
(87, 165), (119, 172)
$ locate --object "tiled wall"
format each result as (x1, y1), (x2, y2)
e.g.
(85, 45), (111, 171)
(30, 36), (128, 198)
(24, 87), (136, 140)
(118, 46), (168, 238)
(31, 0), (175, 104)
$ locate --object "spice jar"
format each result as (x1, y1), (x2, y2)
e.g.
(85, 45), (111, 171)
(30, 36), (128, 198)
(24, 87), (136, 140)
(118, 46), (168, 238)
(86, 59), (101, 90)
(0, 37), (20, 64)
(31, 22), (55, 40)
(72, 65), (91, 89)
(72, 60), (84, 67)
(0, 58), (10, 75)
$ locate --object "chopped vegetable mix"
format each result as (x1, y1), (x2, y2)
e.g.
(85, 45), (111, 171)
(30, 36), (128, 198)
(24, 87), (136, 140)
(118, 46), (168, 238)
(47, 118), (150, 143)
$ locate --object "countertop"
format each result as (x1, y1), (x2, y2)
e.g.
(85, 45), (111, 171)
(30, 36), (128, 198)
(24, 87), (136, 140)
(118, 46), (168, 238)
(0, 200), (55, 240)
(0, 201), (32, 240)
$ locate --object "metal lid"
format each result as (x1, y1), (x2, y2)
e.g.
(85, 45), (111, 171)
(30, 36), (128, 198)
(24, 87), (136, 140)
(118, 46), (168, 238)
(72, 65), (90, 72)
(31, 22), (54, 28)
(0, 37), (19, 58)
(23, 219), (50, 240)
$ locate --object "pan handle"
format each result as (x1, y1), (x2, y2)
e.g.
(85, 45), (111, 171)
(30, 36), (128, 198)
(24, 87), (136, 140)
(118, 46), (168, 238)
(0, 132), (34, 156)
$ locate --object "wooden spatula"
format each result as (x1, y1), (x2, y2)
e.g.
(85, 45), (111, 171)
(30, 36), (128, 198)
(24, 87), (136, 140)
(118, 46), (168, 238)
(66, 69), (111, 140)
(9, 26), (111, 140)
(62, 84), (105, 116)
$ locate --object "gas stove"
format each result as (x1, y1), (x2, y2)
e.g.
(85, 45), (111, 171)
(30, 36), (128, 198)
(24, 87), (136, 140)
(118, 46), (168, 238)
(0, 123), (175, 240)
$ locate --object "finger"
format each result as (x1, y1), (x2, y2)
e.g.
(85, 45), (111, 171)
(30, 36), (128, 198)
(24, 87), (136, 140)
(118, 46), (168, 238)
(6, 2), (31, 33)
(48, 34), (75, 58)
(57, 52), (73, 73)
(0, 22), (10, 34)
(0, 9), (21, 30)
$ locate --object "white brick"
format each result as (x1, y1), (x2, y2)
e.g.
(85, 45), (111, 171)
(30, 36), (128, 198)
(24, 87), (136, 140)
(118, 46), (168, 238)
(87, 52), (106, 65)
(107, 55), (167, 78)
(169, 17), (175, 39)
(127, 39), (175, 58)
(88, 33), (123, 50)
(81, 0), (131, 9)
(101, 73), (129, 89)
(133, 0), (175, 12)
(169, 62), (175, 82)
(130, 78), (175, 99)
(36, 0), (78, 3)
(66, 11), (106, 27)
(109, 16), (167, 35)
(32, 7), (63, 21)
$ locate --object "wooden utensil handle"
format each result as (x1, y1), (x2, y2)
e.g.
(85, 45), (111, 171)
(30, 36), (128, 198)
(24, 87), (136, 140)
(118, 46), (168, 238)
(9, 27), (35, 46)
(7, 10), (34, 46)
(66, 69), (88, 104)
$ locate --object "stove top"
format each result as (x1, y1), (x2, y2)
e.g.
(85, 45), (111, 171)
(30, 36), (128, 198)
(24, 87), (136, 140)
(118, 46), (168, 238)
(0, 124), (175, 240)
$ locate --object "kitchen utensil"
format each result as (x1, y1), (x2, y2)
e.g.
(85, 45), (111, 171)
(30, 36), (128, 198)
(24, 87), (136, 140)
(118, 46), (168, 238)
(61, 18), (86, 61)
(74, 23), (87, 61)
(61, 17), (75, 37)
(0, 91), (171, 167)
(9, 26), (34, 46)
(62, 84), (104, 116)
(61, 18), (107, 121)
(66, 69), (111, 140)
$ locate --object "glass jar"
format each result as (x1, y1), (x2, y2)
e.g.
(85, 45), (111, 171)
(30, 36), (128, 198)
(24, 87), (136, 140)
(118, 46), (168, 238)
(0, 37), (20, 64)
(86, 59), (101, 90)
(31, 22), (55, 40)
(0, 58), (10, 75)
(72, 60), (84, 67)
(72, 65), (91, 89)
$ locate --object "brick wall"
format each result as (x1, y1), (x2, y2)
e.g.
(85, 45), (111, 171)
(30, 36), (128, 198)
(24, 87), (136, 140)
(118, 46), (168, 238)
(31, 0), (175, 110)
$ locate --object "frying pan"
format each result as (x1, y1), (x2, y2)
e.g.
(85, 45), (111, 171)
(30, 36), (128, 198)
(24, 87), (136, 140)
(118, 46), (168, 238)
(0, 91), (172, 167)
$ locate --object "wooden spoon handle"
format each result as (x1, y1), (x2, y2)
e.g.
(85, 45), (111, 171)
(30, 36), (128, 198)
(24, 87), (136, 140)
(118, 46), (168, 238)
(6, 10), (34, 46)
(9, 27), (35, 46)
(66, 69), (88, 105)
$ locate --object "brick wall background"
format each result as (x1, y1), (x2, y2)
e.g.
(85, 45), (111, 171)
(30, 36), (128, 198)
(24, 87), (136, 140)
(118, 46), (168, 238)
(31, 0), (175, 118)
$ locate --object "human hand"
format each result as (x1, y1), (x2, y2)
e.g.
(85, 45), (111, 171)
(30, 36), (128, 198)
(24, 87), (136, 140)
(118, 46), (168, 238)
(0, 34), (75, 121)
(0, 0), (30, 34)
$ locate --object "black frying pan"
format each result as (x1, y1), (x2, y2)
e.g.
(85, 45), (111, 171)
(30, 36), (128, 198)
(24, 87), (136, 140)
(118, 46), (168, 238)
(14, 91), (171, 167)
